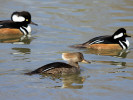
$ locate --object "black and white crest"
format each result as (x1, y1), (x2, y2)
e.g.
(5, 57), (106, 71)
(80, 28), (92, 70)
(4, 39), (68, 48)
(112, 28), (131, 49)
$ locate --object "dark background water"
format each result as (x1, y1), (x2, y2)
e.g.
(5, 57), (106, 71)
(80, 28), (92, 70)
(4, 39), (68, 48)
(0, 0), (133, 100)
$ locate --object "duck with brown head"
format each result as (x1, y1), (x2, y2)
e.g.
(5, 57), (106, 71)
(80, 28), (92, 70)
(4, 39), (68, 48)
(26, 52), (89, 75)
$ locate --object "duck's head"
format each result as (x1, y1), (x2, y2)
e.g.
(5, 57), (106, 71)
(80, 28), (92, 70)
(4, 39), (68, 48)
(112, 28), (131, 40)
(11, 11), (38, 26)
(62, 52), (89, 63)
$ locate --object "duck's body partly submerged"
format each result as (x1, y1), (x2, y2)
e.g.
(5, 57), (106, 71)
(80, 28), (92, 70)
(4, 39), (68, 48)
(26, 52), (89, 75)
(26, 62), (79, 75)
(71, 28), (131, 50)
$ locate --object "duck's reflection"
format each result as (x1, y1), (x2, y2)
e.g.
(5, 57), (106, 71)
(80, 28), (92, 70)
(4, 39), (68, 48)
(0, 35), (32, 44)
(12, 47), (31, 54)
(61, 74), (85, 89)
(83, 49), (130, 68)
(0, 34), (21, 43)
(84, 49), (129, 58)
(95, 60), (126, 68)
(41, 73), (85, 89)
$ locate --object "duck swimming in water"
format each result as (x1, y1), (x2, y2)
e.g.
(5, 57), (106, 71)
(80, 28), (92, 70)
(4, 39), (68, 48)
(0, 11), (37, 35)
(71, 28), (131, 50)
(26, 52), (89, 75)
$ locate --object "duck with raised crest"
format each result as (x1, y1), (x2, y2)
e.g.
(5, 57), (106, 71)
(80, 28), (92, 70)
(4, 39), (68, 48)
(0, 11), (37, 35)
(26, 52), (89, 75)
(71, 28), (131, 50)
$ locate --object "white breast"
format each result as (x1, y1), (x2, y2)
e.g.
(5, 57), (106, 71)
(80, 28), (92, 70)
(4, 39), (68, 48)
(26, 25), (31, 33)
(125, 39), (130, 47)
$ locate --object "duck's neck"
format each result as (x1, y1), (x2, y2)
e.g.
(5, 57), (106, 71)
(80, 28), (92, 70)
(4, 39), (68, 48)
(68, 61), (79, 68)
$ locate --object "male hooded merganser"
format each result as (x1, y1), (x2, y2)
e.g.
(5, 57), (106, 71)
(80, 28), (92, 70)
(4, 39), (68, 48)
(71, 28), (131, 50)
(26, 52), (89, 75)
(0, 11), (37, 35)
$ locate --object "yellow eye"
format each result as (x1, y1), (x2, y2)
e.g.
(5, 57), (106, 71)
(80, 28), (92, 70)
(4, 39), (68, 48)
(26, 19), (28, 21)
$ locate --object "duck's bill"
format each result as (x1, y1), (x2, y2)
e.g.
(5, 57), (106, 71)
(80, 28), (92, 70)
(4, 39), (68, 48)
(30, 21), (38, 26)
(81, 59), (90, 64)
(125, 33), (131, 37)
(126, 35), (131, 37)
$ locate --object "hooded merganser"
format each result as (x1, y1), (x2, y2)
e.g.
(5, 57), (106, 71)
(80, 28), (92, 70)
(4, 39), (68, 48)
(26, 52), (89, 75)
(0, 11), (37, 35)
(71, 28), (131, 50)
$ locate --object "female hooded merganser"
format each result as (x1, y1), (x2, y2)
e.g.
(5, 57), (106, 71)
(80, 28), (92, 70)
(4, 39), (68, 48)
(0, 11), (37, 35)
(26, 52), (89, 75)
(71, 28), (131, 50)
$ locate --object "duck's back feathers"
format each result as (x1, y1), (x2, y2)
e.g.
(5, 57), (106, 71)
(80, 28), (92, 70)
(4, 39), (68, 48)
(70, 35), (118, 48)
(25, 62), (77, 75)
(0, 20), (21, 29)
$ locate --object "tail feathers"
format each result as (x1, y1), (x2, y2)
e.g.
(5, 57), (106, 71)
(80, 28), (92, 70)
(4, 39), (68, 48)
(25, 70), (41, 75)
(25, 72), (32, 75)
(69, 44), (86, 49)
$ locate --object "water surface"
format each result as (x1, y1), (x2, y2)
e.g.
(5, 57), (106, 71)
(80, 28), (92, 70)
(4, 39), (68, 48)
(0, 0), (133, 100)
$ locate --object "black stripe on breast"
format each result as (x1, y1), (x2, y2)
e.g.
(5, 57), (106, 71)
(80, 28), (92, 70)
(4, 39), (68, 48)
(20, 26), (28, 35)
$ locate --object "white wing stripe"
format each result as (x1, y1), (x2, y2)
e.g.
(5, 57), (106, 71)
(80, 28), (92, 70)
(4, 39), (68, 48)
(42, 67), (54, 72)
(89, 40), (104, 45)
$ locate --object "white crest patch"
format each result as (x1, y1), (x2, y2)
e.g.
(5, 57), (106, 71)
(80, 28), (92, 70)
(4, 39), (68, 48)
(12, 15), (25, 22)
(114, 33), (123, 39)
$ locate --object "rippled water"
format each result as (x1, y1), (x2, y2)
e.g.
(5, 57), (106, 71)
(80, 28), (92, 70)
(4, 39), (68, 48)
(0, 0), (133, 100)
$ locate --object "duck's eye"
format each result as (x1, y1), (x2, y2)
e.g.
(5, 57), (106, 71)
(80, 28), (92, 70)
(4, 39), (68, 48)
(26, 19), (28, 21)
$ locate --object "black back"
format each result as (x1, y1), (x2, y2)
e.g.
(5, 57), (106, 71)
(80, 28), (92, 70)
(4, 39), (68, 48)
(26, 62), (73, 75)
(0, 20), (23, 29)
(83, 35), (119, 45)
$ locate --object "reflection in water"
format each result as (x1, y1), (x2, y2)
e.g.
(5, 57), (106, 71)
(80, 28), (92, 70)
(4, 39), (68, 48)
(83, 49), (130, 68)
(94, 60), (126, 68)
(84, 49), (129, 58)
(11, 47), (31, 61)
(0, 34), (22, 43)
(40, 73), (86, 89)
(0, 35), (32, 44)
(61, 74), (85, 89)
(117, 76), (133, 80)
(12, 47), (31, 55)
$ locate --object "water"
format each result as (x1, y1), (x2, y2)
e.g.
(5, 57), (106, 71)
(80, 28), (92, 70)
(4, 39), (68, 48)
(0, 0), (133, 100)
